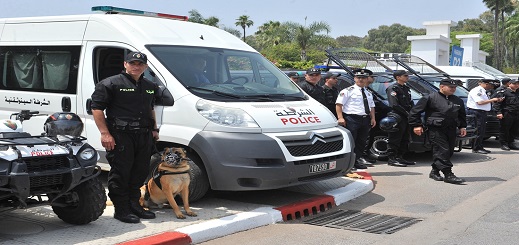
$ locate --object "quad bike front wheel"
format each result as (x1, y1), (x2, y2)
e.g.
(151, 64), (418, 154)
(52, 177), (106, 225)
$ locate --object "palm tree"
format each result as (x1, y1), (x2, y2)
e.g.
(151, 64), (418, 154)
(235, 15), (254, 42)
(505, 13), (519, 72)
(284, 21), (332, 61)
(482, 0), (515, 69)
(483, 0), (502, 68)
(254, 21), (291, 50)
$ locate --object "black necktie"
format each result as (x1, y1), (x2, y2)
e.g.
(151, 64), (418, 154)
(361, 88), (370, 115)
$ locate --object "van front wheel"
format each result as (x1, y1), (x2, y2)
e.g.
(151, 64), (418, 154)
(187, 156), (210, 202)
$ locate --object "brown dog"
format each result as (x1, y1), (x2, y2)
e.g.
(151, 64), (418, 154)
(140, 147), (197, 219)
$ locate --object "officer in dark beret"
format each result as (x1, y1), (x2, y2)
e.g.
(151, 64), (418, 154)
(409, 78), (467, 184)
(385, 70), (415, 167)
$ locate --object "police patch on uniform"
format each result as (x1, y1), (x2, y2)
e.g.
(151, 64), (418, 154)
(390, 91), (397, 96)
(339, 92), (344, 96)
(477, 93), (481, 96)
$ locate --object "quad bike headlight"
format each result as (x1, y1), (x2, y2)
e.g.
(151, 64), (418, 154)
(78, 147), (96, 161)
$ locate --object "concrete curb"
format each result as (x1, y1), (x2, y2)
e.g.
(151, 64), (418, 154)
(119, 172), (374, 245)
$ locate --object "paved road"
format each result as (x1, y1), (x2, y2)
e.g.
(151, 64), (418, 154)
(201, 139), (519, 245)
(0, 163), (363, 244)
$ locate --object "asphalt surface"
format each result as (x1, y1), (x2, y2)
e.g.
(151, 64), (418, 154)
(0, 168), (372, 244)
(199, 139), (519, 245)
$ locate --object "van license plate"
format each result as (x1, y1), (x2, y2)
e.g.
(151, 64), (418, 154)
(309, 161), (336, 174)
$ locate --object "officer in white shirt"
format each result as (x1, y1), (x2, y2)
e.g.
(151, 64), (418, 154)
(467, 79), (503, 154)
(336, 69), (376, 169)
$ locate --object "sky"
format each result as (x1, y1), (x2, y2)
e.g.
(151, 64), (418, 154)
(1, 0), (489, 38)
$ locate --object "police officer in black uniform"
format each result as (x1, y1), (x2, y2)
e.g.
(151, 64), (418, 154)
(298, 68), (325, 104)
(322, 72), (340, 118)
(91, 51), (159, 223)
(385, 70), (415, 167)
(492, 79), (519, 150)
(491, 77), (511, 98)
(409, 79), (467, 184)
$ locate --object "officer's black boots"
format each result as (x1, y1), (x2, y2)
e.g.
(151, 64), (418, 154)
(130, 200), (156, 219)
(357, 157), (374, 167)
(354, 159), (368, 169)
(429, 169), (444, 181)
(396, 155), (416, 165)
(387, 156), (407, 167)
(441, 169), (465, 184)
(501, 144), (511, 151)
(114, 204), (140, 223)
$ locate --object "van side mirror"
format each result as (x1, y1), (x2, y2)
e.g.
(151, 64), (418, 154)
(156, 86), (174, 106)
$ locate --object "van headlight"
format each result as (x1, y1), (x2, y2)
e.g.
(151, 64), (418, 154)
(79, 147), (96, 161)
(196, 100), (259, 128)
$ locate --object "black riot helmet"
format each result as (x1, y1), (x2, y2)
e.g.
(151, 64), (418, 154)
(379, 112), (402, 132)
(44, 112), (84, 137)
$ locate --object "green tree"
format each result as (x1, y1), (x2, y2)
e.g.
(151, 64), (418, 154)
(506, 12), (519, 72)
(223, 26), (242, 38)
(482, 0), (516, 69)
(363, 24), (423, 53)
(284, 20), (332, 61)
(254, 21), (291, 50)
(187, 9), (204, 24)
(188, 9), (220, 27)
(235, 15), (254, 42)
(336, 35), (364, 48)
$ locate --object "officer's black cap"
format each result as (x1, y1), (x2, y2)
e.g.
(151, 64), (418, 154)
(501, 77), (512, 85)
(439, 78), (462, 86)
(306, 68), (321, 75)
(287, 72), (299, 77)
(393, 70), (411, 78)
(352, 68), (373, 77)
(125, 51), (147, 64)
(323, 72), (341, 80)
(509, 79), (519, 84)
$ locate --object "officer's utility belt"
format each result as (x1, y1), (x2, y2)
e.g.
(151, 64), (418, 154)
(108, 118), (151, 132)
(426, 117), (455, 127)
(344, 114), (370, 118)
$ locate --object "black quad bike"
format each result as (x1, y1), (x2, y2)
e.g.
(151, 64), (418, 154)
(0, 110), (106, 225)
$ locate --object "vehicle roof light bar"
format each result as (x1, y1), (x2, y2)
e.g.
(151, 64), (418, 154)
(91, 6), (188, 21)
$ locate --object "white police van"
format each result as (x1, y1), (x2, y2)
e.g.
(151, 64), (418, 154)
(0, 6), (354, 200)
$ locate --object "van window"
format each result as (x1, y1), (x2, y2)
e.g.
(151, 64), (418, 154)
(146, 45), (305, 102)
(0, 46), (80, 94)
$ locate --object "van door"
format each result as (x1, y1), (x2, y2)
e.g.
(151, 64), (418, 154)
(0, 45), (81, 135)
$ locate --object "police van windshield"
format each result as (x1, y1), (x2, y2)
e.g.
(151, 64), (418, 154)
(147, 45), (305, 102)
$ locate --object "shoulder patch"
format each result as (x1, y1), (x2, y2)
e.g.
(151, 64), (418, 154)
(390, 91), (397, 96)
